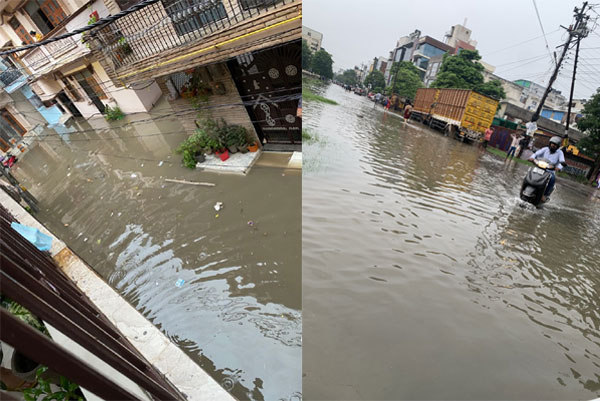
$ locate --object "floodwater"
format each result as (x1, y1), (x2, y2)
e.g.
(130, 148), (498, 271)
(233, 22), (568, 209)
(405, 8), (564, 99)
(12, 99), (301, 401)
(303, 83), (600, 400)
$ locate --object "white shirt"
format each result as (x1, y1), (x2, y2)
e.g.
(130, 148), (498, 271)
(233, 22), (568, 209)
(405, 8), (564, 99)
(531, 147), (565, 170)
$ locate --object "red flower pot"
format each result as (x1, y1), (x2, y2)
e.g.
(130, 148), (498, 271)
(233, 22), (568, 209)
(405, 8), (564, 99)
(215, 149), (229, 161)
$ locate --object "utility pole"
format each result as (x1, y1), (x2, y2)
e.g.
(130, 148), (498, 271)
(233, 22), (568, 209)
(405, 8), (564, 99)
(564, 10), (589, 145)
(527, 2), (589, 137)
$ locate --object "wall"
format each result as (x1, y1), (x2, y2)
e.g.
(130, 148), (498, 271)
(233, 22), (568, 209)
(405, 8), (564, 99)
(92, 61), (162, 113)
(20, 85), (63, 125)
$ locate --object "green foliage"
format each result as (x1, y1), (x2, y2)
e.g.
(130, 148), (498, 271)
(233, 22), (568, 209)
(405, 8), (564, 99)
(432, 49), (485, 90)
(576, 89), (600, 158)
(302, 40), (313, 71)
(389, 62), (424, 100)
(104, 105), (124, 121)
(1, 295), (48, 335)
(311, 49), (334, 79)
(364, 70), (386, 91)
(176, 118), (249, 168)
(475, 79), (506, 100)
(23, 366), (83, 401)
(117, 36), (133, 55)
(302, 87), (338, 104)
(335, 69), (357, 86)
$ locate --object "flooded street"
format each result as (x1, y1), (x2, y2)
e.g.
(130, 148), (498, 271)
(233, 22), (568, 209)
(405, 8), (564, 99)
(12, 99), (301, 401)
(303, 83), (600, 400)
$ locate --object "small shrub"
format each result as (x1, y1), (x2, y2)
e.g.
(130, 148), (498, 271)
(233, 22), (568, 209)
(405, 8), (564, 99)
(104, 105), (124, 121)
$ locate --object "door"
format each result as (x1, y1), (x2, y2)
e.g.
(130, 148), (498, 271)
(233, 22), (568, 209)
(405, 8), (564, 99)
(0, 109), (26, 151)
(57, 92), (82, 117)
(39, 0), (67, 28)
(72, 70), (106, 114)
(9, 18), (33, 45)
(226, 41), (301, 144)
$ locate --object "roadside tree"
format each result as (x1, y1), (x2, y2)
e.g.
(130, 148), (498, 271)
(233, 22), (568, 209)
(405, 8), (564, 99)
(432, 49), (484, 90)
(364, 70), (385, 93)
(312, 49), (334, 79)
(475, 79), (506, 100)
(336, 69), (358, 86)
(575, 88), (600, 182)
(389, 61), (423, 100)
(302, 40), (312, 71)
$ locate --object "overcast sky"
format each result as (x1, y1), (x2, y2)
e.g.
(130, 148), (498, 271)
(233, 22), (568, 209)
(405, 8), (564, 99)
(303, 0), (600, 100)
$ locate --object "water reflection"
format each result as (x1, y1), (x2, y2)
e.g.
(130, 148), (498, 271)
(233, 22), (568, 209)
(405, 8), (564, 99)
(13, 102), (301, 401)
(303, 83), (600, 400)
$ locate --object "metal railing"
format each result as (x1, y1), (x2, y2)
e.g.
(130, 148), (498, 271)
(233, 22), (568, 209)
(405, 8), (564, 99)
(0, 68), (23, 88)
(92, 0), (290, 70)
(0, 205), (185, 400)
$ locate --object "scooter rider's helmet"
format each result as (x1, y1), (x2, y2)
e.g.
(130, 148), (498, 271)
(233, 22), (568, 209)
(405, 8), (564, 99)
(549, 136), (562, 147)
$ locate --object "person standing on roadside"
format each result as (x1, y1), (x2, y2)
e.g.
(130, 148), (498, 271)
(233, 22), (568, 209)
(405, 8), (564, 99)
(506, 132), (520, 160)
(482, 126), (493, 148)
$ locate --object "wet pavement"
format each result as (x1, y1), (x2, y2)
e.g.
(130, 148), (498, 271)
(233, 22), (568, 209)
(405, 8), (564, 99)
(303, 83), (600, 400)
(12, 98), (301, 401)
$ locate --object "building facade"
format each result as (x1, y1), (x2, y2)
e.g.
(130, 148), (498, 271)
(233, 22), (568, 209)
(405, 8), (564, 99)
(302, 25), (322, 52)
(88, 0), (302, 148)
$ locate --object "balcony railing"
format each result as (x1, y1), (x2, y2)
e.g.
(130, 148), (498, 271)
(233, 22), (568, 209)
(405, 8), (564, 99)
(0, 68), (23, 88)
(93, 0), (291, 70)
(21, 28), (85, 75)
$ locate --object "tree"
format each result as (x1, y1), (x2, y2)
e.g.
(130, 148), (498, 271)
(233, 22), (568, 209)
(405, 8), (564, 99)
(475, 79), (506, 100)
(574, 88), (600, 181)
(364, 70), (385, 92)
(311, 49), (334, 79)
(431, 49), (484, 90)
(336, 69), (357, 86)
(388, 61), (423, 100)
(302, 40), (312, 71)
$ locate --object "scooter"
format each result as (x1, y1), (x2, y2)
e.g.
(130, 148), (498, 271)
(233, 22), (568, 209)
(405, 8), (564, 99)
(520, 158), (555, 207)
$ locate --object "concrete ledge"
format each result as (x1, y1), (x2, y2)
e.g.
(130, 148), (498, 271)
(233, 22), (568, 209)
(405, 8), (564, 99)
(0, 190), (235, 401)
(196, 150), (261, 175)
(287, 151), (301, 169)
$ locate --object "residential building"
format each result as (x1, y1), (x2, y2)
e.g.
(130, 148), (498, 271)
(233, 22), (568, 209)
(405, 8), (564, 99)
(0, 0), (164, 121)
(87, 0), (302, 148)
(444, 23), (477, 53)
(411, 36), (453, 79)
(302, 25), (322, 52)
(513, 79), (567, 116)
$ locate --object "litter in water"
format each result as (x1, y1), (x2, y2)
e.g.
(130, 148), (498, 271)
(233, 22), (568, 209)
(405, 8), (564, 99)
(175, 278), (185, 288)
(214, 202), (224, 211)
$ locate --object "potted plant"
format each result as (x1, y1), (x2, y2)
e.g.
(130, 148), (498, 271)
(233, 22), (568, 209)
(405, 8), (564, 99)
(247, 141), (259, 152)
(117, 36), (133, 56)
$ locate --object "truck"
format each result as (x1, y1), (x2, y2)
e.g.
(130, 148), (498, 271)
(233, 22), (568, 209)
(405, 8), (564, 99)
(410, 88), (499, 142)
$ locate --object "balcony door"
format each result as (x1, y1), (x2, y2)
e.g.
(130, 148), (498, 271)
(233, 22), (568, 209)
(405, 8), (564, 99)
(24, 0), (67, 35)
(0, 109), (26, 151)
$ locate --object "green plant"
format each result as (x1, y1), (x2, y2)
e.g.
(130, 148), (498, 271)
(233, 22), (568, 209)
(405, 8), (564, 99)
(175, 119), (249, 168)
(117, 36), (133, 55)
(23, 366), (84, 401)
(104, 105), (124, 121)
(1, 295), (48, 335)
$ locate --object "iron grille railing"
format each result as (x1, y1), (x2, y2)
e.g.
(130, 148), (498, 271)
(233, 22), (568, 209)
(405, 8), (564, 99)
(92, 0), (290, 70)
(0, 205), (185, 400)
(0, 68), (23, 88)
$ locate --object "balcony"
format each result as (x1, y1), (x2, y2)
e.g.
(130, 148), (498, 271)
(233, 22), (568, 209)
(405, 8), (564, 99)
(91, 0), (301, 82)
(0, 67), (26, 93)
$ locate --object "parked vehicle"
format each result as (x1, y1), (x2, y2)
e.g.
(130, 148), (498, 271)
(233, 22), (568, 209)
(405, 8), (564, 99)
(520, 158), (555, 207)
(411, 88), (499, 143)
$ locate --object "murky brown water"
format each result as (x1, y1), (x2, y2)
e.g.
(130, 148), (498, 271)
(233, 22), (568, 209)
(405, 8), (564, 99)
(13, 99), (301, 401)
(303, 83), (600, 400)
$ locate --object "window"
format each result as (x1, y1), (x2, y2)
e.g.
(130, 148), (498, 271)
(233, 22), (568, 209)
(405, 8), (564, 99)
(161, 0), (227, 36)
(0, 109), (27, 146)
(24, 0), (67, 35)
(239, 0), (280, 10)
(71, 69), (107, 100)
(62, 77), (82, 102)
(9, 18), (34, 45)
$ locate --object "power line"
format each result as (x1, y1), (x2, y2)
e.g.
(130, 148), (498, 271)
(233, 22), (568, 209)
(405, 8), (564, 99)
(482, 28), (562, 56)
(0, 0), (161, 56)
(532, 0), (557, 66)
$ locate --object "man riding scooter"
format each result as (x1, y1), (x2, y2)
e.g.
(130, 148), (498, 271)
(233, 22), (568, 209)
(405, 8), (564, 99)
(527, 136), (565, 203)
